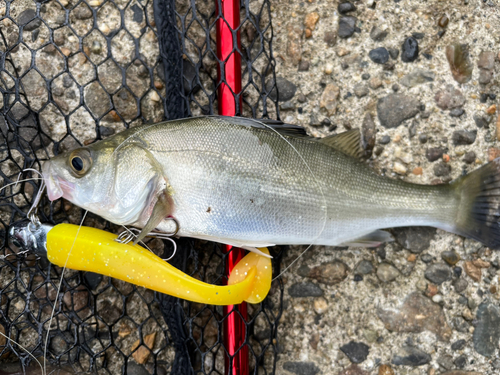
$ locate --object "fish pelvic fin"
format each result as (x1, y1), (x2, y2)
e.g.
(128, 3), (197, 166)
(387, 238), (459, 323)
(451, 157), (500, 249)
(340, 230), (394, 247)
(134, 191), (172, 245)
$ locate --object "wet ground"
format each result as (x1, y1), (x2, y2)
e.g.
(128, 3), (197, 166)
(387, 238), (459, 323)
(272, 0), (500, 374)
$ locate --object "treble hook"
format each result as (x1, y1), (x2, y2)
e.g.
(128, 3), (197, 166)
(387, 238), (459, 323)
(0, 250), (30, 261)
(114, 217), (180, 261)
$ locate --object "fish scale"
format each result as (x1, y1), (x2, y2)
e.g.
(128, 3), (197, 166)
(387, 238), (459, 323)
(120, 117), (454, 246)
(43, 116), (500, 250)
(146, 118), (326, 246)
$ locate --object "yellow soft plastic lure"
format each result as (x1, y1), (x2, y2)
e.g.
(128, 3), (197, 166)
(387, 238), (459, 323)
(45, 224), (272, 305)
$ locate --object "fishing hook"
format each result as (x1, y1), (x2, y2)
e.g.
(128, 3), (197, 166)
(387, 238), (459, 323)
(16, 169), (46, 228)
(0, 250), (30, 261)
(114, 217), (180, 261)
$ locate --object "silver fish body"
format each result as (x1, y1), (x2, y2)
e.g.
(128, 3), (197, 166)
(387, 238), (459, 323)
(42, 116), (500, 249)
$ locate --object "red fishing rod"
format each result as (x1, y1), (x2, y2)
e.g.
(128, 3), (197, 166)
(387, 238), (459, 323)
(215, 0), (247, 373)
(216, 0), (242, 116)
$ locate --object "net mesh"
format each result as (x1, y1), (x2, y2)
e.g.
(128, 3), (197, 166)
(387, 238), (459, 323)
(0, 0), (283, 373)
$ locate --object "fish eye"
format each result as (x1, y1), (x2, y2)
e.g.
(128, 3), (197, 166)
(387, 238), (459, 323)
(71, 157), (83, 171)
(69, 149), (92, 177)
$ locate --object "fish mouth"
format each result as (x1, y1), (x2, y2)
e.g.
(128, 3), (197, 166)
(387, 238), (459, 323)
(41, 161), (74, 201)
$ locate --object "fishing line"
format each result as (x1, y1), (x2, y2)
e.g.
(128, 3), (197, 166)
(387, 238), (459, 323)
(254, 120), (328, 282)
(43, 209), (88, 375)
(1, 169), (83, 374)
(112, 117), (206, 156)
(0, 185), (46, 375)
(19, 168), (44, 180)
(0, 178), (43, 194)
(18, 169), (47, 222)
(1, 174), (74, 196)
(112, 122), (166, 155)
(2, 168), (46, 193)
(0, 330), (44, 375)
(2, 174), (74, 229)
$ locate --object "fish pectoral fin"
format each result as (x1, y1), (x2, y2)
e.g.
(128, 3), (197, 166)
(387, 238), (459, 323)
(319, 129), (364, 159)
(340, 230), (394, 247)
(134, 191), (172, 245)
(241, 246), (274, 259)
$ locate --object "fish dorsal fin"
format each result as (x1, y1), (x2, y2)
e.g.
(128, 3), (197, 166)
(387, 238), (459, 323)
(257, 119), (309, 137)
(214, 115), (309, 138)
(212, 116), (363, 154)
(319, 129), (363, 159)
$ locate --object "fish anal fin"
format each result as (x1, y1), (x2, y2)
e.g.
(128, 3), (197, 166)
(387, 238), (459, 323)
(134, 191), (172, 245)
(319, 129), (363, 159)
(340, 230), (394, 247)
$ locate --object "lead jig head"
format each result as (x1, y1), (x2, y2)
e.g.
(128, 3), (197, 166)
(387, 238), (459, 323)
(8, 222), (53, 258)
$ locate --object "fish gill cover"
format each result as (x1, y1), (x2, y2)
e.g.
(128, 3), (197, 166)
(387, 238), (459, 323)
(0, 0), (284, 373)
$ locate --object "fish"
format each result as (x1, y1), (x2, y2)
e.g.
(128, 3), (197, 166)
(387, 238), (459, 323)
(41, 115), (500, 251)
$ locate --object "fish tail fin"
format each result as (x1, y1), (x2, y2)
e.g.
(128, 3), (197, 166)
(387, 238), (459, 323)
(451, 157), (500, 248)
